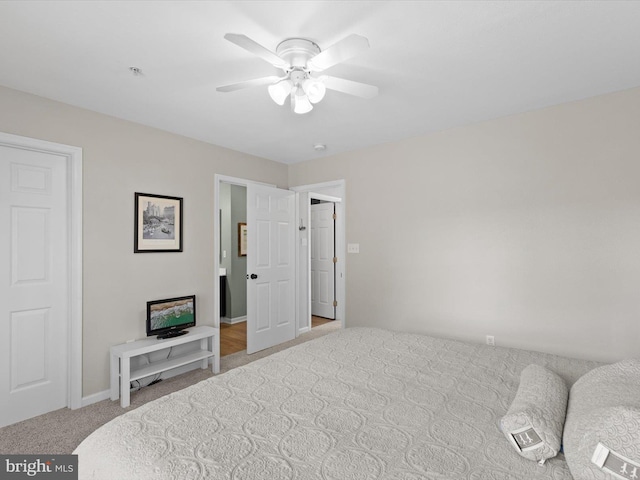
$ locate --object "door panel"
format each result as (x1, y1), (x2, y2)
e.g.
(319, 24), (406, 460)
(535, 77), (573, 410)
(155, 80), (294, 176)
(1, 145), (68, 428)
(11, 309), (49, 391)
(256, 219), (270, 268)
(12, 207), (50, 283)
(246, 184), (295, 353)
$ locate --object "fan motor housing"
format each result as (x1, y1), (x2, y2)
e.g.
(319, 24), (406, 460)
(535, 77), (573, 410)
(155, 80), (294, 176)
(276, 38), (320, 70)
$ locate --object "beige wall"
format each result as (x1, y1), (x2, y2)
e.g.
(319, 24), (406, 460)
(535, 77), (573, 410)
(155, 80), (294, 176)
(289, 87), (640, 363)
(2, 83), (639, 399)
(0, 86), (288, 396)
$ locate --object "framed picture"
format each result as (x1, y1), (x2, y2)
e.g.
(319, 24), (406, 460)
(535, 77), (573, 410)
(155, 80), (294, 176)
(134, 192), (183, 252)
(238, 222), (247, 256)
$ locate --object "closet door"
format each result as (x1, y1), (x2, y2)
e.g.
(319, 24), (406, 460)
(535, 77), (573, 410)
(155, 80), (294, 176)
(0, 143), (68, 427)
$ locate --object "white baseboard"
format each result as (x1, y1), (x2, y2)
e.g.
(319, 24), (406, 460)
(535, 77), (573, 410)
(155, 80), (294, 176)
(81, 389), (110, 407)
(220, 316), (247, 325)
(298, 327), (311, 335)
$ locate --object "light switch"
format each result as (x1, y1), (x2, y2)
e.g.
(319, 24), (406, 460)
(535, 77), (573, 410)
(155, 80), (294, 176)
(348, 243), (360, 254)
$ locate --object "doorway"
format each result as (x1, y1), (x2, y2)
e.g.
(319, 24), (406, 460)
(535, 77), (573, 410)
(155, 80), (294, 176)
(292, 180), (346, 334)
(214, 175), (297, 356)
(215, 177), (345, 357)
(218, 182), (247, 356)
(310, 199), (336, 322)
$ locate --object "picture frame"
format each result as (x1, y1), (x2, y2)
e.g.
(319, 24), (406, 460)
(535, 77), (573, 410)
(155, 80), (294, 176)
(238, 222), (247, 256)
(134, 192), (183, 253)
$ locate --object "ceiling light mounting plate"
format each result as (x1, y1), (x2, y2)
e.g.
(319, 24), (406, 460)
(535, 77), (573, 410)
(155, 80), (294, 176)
(276, 38), (321, 70)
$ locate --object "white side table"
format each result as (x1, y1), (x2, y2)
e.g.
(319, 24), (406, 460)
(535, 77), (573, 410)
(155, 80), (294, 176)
(110, 325), (219, 407)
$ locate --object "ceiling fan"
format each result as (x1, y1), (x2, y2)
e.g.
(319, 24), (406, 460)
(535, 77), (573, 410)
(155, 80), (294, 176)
(216, 33), (378, 114)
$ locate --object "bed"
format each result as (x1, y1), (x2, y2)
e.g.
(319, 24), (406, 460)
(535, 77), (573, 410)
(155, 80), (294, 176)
(74, 327), (605, 479)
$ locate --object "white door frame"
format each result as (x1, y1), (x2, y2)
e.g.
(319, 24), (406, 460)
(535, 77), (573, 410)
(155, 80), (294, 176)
(0, 131), (83, 411)
(213, 174), (278, 335)
(291, 180), (346, 332)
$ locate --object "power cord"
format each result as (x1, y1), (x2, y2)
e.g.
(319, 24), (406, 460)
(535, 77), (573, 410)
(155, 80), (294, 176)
(130, 347), (174, 390)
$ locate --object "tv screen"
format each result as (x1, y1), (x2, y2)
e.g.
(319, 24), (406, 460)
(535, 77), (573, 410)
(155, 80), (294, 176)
(146, 295), (196, 339)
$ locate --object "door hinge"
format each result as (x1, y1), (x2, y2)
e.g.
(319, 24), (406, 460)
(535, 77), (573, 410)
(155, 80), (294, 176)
(333, 212), (337, 220)
(333, 256), (338, 264)
(333, 300), (338, 307)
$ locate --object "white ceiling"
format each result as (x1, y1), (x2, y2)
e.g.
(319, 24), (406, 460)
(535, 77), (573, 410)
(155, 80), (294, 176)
(1, 1), (640, 164)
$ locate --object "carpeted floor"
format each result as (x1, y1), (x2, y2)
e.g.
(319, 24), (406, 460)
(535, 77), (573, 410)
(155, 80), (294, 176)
(0, 321), (340, 455)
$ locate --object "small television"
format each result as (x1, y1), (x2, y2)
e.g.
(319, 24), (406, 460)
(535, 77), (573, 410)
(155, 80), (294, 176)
(146, 295), (196, 339)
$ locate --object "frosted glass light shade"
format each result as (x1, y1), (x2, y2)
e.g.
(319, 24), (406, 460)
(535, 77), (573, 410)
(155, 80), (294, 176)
(268, 80), (293, 105)
(292, 90), (313, 114)
(303, 78), (326, 104)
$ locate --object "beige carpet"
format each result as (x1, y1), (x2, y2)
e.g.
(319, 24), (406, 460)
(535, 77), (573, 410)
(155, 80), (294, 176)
(0, 322), (340, 455)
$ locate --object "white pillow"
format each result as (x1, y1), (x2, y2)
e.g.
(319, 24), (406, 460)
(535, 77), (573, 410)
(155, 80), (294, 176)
(563, 359), (640, 480)
(500, 364), (568, 464)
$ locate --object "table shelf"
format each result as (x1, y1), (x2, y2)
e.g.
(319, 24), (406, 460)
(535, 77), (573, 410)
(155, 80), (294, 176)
(110, 326), (219, 407)
(129, 350), (215, 382)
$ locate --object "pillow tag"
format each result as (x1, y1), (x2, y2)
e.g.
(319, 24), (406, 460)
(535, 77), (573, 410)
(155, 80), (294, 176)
(592, 443), (640, 480)
(509, 425), (544, 452)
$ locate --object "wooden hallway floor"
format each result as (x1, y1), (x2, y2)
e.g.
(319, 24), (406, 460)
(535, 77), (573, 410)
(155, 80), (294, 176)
(220, 316), (336, 357)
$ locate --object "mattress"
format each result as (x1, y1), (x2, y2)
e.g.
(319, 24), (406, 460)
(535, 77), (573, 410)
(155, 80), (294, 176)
(74, 327), (600, 479)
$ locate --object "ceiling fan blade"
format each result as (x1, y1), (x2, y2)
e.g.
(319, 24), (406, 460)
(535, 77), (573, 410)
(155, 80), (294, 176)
(216, 76), (280, 92)
(307, 34), (370, 72)
(322, 76), (378, 99)
(224, 33), (288, 69)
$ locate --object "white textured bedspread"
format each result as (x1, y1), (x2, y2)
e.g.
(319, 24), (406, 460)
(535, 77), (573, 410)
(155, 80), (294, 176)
(75, 327), (599, 479)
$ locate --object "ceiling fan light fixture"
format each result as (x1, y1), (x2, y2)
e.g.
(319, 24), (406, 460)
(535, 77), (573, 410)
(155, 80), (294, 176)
(268, 79), (293, 106)
(303, 77), (326, 104)
(219, 33), (377, 115)
(292, 88), (313, 114)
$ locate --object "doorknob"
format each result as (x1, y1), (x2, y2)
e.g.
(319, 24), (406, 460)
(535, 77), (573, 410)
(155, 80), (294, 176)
(248, 273), (258, 279)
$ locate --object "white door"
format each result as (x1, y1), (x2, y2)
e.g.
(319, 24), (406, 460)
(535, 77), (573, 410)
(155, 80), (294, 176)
(311, 202), (336, 319)
(0, 144), (69, 427)
(246, 183), (296, 354)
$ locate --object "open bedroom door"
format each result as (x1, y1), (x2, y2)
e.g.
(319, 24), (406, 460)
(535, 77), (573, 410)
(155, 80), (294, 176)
(246, 183), (296, 354)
